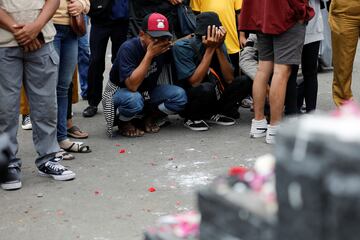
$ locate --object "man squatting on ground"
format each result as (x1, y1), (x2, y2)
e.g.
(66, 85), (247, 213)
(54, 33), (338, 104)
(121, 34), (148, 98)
(172, 12), (251, 131)
(103, 13), (187, 137)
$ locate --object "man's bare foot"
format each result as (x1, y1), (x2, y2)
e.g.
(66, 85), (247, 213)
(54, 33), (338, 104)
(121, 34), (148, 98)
(143, 116), (160, 133)
(118, 121), (145, 137)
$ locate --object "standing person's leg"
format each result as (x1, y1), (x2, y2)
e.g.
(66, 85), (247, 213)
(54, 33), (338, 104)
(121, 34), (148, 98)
(301, 41), (321, 112)
(252, 33), (274, 129)
(53, 26), (79, 145)
(84, 24), (111, 117)
(250, 60), (273, 138)
(26, 43), (76, 181)
(67, 71), (88, 140)
(284, 64), (299, 115)
(20, 85), (32, 130)
(267, 22), (305, 144)
(330, 15), (359, 106)
(229, 52), (240, 77)
(110, 20), (129, 63)
(24, 43), (62, 168)
(0, 47), (23, 190)
(78, 15), (90, 99)
(20, 86), (30, 116)
(269, 64), (292, 124)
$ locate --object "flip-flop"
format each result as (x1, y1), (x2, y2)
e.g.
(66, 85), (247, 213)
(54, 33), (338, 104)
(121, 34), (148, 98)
(56, 150), (75, 160)
(67, 125), (89, 139)
(63, 142), (92, 153)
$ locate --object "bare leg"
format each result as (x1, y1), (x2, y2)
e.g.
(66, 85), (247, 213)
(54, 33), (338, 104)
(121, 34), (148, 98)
(269, 64), (292, 125)
(253, 60), (274, 120)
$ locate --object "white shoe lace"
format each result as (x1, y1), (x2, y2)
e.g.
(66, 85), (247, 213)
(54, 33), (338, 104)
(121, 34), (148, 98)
(23, 116), (31, 125)
(46, 161), (65, 172)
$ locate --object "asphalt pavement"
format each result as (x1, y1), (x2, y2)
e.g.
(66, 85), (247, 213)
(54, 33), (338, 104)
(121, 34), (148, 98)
(1, 47), (359, 240)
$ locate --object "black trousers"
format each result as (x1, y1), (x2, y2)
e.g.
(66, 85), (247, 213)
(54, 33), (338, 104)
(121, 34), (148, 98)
(183, 75), (252, 120)
(297, 41), (321, 112)
(229, 52), (240, 78)
(87, 20), (129, 107)
(285, 41), (321, 114)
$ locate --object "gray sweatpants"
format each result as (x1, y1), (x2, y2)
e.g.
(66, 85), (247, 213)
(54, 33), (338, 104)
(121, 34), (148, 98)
(0, 43), (60, 168)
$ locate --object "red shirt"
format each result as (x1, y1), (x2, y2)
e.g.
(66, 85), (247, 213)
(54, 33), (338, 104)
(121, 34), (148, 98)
(238, 0), (314, 35)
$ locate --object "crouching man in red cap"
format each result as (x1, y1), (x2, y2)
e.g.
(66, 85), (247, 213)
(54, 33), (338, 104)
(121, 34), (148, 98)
(102, 13), (187, 137)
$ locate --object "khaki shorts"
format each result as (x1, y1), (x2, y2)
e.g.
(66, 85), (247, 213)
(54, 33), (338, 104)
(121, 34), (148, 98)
(257, 22), (306, 65)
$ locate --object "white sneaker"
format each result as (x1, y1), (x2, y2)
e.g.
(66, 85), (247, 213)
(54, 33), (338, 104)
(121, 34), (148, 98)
(266, 125), (278, 144)
(21, 115), (32, 130)
(250, 119), (268, 138)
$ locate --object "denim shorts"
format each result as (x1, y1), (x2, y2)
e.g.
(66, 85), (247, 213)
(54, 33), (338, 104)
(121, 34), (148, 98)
(257, 22), (306, 65)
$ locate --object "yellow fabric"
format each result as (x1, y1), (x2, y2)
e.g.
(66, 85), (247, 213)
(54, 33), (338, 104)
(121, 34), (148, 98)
(329, 0), (360, 106)
(20, 68), (79, 116)
(53, 0), (90, 25)
(190, 0), (242, 54)
(20, 86), (30, 116)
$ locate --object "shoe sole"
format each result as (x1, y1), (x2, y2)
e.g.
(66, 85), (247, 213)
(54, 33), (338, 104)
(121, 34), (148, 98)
(1, 181), (22, 190)
(206, 120), (235, 126)
(38, 171), (76, 181)
(184, 124), (209, 131)
(250, 132), (267, 138)
(21, 125), (32, 130)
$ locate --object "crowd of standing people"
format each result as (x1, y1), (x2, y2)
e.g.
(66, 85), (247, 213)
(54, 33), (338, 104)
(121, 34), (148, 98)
(0, 0), (359, 190)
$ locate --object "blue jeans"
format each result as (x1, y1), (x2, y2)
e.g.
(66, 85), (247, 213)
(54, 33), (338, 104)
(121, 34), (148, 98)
(113, 85), (187, 121)
(53, 25), (78, 142)
(78, 15), (90, 98)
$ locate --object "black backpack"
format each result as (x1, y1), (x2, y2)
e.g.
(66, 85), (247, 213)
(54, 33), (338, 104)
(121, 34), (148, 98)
(88, 0), (113, 19)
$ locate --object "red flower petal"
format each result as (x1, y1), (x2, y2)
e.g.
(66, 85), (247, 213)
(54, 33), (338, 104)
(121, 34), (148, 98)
(119, 149), (126, 154)
(148, 187), (156, 192)
(229, 166), (248, 176)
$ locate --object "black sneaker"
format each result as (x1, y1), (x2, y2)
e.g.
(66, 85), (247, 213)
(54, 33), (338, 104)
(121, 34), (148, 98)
(184, 119), (209, 131)
(21, 114), (32, 130)
(1, 165), (22, 190)
(206, 114), (236, 126)
(38, 157), (76, 181)
(82, 106), (98, 118)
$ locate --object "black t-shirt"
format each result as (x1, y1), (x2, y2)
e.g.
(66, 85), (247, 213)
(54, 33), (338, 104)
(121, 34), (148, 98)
(110, 37), (168, 94)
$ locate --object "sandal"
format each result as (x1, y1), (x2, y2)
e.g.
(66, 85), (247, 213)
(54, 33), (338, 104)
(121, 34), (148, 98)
(56, 150), (75, 160)
(118, 121), (144, 137)
(63, 141), (92, 153)
(67, 125), (89, 139)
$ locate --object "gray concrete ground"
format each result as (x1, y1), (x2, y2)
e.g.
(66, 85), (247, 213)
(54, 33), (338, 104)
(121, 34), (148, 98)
(1, 47), (359, 240)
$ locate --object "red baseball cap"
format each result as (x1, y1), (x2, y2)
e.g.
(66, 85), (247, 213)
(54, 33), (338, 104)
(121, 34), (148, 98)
(142, 13), (173, 39)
